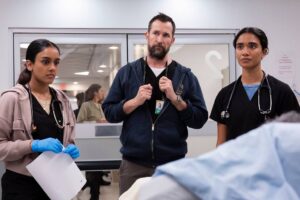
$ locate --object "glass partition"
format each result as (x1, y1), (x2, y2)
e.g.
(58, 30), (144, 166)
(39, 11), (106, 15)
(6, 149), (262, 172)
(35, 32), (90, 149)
(14, 31), (236, 129)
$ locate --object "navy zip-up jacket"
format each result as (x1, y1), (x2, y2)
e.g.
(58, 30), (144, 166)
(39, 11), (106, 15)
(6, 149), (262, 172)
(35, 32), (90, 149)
(102, 58), (208, 166)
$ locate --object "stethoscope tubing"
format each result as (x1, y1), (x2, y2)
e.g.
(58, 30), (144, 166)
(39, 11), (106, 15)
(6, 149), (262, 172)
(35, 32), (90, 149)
(221, 72), (272, 120)
(28, 85), (65, 131)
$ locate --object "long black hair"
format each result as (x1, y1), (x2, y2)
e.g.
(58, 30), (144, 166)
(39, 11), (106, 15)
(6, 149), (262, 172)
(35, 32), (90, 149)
(17, 39), (60, 85)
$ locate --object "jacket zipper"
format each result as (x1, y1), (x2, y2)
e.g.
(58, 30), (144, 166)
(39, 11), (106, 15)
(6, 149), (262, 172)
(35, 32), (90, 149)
(131, 64), (157, 161)
(150, 102), (170, 161)
(132, 63), (186, 164)
(151, 72), (186, 162)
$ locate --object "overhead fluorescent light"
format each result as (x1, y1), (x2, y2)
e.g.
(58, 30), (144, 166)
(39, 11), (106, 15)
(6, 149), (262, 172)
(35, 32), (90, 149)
(109, 46), (119, 50)
(74, 71), (89, 76)
(73, 82), (78, 85)
(20, 43), (29, 49)
(98, 64), (107, 68)
(97, 70), (104, 73)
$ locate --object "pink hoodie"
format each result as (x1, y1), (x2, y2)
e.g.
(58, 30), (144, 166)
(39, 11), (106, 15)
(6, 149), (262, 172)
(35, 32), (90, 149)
(0, 84), (76, 176)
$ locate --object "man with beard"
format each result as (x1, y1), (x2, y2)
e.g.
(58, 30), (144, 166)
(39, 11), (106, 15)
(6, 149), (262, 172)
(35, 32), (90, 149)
(102, 13), (208, 195)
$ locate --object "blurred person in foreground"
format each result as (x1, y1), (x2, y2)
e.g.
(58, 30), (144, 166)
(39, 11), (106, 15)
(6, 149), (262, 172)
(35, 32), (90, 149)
(120, 111), (300, 200)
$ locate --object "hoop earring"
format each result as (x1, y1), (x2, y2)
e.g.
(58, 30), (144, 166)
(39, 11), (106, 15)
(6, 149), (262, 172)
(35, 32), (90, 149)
(264, 49), (269, 55)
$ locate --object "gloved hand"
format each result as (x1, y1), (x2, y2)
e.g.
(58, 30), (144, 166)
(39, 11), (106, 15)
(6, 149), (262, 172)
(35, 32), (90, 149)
(31, 138), (63, 153)
(63, 144), (80, 159)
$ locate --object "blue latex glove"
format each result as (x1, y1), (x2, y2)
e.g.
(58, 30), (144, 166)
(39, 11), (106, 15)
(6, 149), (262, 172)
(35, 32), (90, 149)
(63, 144), (80, 159)
(31, 138), (63, 153)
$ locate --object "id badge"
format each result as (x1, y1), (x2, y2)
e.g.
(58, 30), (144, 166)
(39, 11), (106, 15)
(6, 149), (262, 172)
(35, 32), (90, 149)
(155, 100), (164, 115)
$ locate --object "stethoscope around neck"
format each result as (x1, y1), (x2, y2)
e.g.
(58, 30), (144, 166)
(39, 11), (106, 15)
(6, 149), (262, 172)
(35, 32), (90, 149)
(27, 85), (65, 132)
(220, 71), (272, 120)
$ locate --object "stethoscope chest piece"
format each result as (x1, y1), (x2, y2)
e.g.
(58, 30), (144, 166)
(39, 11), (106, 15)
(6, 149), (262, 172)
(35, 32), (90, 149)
(221, 110), (230, 119)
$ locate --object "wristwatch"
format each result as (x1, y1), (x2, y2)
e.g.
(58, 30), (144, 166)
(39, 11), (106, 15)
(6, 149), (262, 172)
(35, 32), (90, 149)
(176, 95), (183, 103)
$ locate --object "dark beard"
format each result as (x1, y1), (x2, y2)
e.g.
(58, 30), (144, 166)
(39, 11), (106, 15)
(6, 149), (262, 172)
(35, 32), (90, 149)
(148, 44), (169, 60)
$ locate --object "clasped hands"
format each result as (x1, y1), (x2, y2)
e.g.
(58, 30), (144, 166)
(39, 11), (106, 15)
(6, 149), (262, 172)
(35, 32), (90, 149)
(135, 76), (176, 105)
(31, 138), (80, 159)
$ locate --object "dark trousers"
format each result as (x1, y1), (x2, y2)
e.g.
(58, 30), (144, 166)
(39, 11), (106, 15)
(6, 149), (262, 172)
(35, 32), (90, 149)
(119, 159), (155, 196)
(82, 171), (109, 200)
(1, 170), (50, 200)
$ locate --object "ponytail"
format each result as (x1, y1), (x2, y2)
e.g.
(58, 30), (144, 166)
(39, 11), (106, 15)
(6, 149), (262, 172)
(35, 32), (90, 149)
(17, 68), (31, 85)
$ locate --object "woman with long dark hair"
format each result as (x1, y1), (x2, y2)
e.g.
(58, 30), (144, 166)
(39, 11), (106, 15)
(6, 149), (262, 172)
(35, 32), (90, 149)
(77, 83), (106, 123)
(0, 39), (80, 200)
